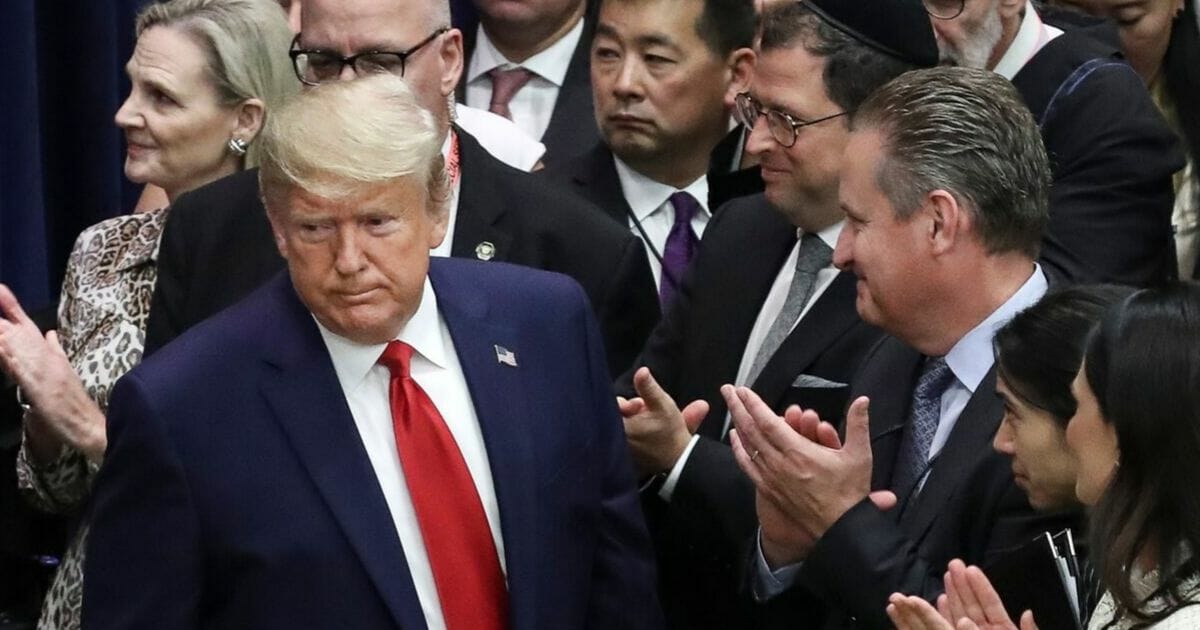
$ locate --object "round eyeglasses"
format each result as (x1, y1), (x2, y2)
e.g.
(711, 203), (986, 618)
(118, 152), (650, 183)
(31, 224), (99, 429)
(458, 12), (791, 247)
(923, 0), (965, 20)
(733, 92), (849, 148)
(289, 28), (448, 86)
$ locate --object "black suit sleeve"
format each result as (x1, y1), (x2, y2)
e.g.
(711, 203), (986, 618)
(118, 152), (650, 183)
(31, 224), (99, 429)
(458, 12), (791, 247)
(798, 467), (1072, 627)
(1036, 59), (1183, 286)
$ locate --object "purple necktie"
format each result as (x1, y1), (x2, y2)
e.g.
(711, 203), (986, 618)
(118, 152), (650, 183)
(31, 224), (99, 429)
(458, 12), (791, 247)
(659, 192), (701, 307)
(488, 68), (534, 120)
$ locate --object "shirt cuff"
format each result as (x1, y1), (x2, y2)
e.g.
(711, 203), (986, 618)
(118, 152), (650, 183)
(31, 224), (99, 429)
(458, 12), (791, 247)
(657, 434), (701, 502)
(751, 528), (802, 602)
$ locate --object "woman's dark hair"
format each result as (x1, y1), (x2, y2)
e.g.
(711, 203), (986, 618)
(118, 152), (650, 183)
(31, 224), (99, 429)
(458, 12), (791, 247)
(1163, 0), (1199, 215)
(993, 285), (1135, 425)
(1085, 282), (1200, 626)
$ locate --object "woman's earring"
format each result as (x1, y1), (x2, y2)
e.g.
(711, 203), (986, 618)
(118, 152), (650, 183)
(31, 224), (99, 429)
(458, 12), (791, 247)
(228, 137), (248, 156)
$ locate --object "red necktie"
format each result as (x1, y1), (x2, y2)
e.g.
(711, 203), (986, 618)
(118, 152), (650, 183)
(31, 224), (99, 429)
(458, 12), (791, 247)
(379, 341), (509, 630)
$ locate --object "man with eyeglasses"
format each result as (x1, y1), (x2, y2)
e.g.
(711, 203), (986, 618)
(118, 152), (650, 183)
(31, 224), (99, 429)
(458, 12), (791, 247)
(921, 0), (1183, 287)
(607, 1), (932, 628)
(144, 0), (662, 380)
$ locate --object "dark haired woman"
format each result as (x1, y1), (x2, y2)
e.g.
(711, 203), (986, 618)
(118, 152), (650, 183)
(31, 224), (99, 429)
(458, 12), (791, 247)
(888, 283), (1200, 629)
(1072, 283), (1200, 627)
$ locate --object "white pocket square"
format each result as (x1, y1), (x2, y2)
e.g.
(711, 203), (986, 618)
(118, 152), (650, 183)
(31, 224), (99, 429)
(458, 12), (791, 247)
(791, 374), (848, 389)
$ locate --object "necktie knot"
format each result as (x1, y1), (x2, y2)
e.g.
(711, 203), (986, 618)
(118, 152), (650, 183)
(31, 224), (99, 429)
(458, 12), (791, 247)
(669, 192), (700, 226)
(379, 340), (414, 379)
(915, 356), (954, 398)
(488, 67), (535, 120)
(796, 233), (833, 274)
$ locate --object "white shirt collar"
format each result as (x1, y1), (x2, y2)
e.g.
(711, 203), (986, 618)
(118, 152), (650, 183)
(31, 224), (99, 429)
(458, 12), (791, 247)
(793, 221), (844, 254)
(467, 18), (585, 87)
(993, 2), (1062, 80)
(943, 264), (1048, 393)
(612, 155), (711, 222)
(316, 278), (447, 389)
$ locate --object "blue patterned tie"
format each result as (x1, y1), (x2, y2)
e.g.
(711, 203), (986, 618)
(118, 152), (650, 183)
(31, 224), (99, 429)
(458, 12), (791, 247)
(659, 192), (701, 307)
(891, 357), (954, 497)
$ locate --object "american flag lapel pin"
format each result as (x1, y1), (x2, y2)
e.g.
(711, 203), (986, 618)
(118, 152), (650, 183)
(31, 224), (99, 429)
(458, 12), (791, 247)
(494, 344), (518, 367)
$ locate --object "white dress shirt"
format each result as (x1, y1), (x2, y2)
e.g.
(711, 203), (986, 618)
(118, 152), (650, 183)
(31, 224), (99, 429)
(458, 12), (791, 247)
(316, 279), (505, 630)
(659, 222), (844, 501)
(465, 18), (585, 142)
(992, 2), (1063, 80)
(612, 156), (712, 288)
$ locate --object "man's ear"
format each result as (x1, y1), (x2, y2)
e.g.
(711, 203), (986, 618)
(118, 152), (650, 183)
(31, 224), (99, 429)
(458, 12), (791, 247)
(233, 98), (266, 144)
(925, 189), (965, 256)
(262, 200), (290, 260)
(723, 47), (756, 109)
(438, 28), (465, 99)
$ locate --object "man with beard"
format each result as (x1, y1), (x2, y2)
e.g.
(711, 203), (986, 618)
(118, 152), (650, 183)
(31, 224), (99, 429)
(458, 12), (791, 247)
(923, 0), (1184, 286)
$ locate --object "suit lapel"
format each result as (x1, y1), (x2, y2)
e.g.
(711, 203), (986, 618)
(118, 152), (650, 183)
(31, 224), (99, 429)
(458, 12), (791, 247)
(899, 367), (1003, 539)
(749, 271), (860, 408)
(256, 274), (427, 630)
(451, 128), (516, 262)
(428, 260), (541, 628)
(568, 144), (633, 225)
(693, 199), (798, 440)
(539, 17), (597, 164)
(864, 340), (923, 490)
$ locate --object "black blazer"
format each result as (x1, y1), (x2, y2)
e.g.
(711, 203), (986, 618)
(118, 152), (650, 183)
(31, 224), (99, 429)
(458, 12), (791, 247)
(1014, 16), (1184, 286)
(616, 194), (884, 630)
(459, 16), (598, 165)
(144, 129), (659, 378)
(784, 337), (1078, 629)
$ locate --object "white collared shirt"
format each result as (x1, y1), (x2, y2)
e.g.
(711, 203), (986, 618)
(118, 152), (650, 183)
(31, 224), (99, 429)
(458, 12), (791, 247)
(465, 18), (585, 142)
(992, 2), (1063, 80)
(660, 221), (844, 500)
(612, 156), (712, 288)
(316, 279), (505, 630)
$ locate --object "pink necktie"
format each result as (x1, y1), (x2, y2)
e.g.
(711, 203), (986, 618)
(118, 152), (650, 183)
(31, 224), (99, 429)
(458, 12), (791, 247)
(488, 68), (534, 120)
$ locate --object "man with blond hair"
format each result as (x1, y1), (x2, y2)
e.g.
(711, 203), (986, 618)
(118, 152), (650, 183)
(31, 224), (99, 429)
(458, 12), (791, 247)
(83, 75), (662, 630)
(145, 0), (660, 378)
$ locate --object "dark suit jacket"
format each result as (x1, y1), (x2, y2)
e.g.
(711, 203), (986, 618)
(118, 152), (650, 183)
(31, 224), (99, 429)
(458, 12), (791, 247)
(84, 259), (663, 630)
(708, 126), (763, 210)
(459, 16), (598, 165)
(616, 194), (884, 630)
(788, 337), (1078, 629)
(144, 129), (659, 378)
(1016, 16), (1184, 286)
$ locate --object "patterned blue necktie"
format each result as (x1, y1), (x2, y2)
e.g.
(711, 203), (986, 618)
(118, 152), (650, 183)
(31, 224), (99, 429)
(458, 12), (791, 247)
(891, 356), (954, 497)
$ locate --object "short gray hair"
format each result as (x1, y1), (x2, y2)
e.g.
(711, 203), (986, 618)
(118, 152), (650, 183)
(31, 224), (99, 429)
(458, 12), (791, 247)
(137, 0), (298, 168)
(852, 67), (1050, 258)
(258, 74), (449, 215)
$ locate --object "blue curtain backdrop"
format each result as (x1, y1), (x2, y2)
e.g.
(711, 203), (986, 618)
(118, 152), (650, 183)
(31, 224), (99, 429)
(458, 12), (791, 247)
(1, 1), (150, 313)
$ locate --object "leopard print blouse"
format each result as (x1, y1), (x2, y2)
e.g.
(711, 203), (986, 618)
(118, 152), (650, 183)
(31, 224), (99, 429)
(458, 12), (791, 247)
(15, 206), (168, 630)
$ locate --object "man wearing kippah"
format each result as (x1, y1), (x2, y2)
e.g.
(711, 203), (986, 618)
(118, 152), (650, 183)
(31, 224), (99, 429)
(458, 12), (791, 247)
(924, 0), (1183, 286)
(612, 0), (934, 627)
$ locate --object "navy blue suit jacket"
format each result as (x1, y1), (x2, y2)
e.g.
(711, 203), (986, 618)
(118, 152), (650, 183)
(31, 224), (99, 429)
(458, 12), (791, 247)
(83, 259), (662, 629)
